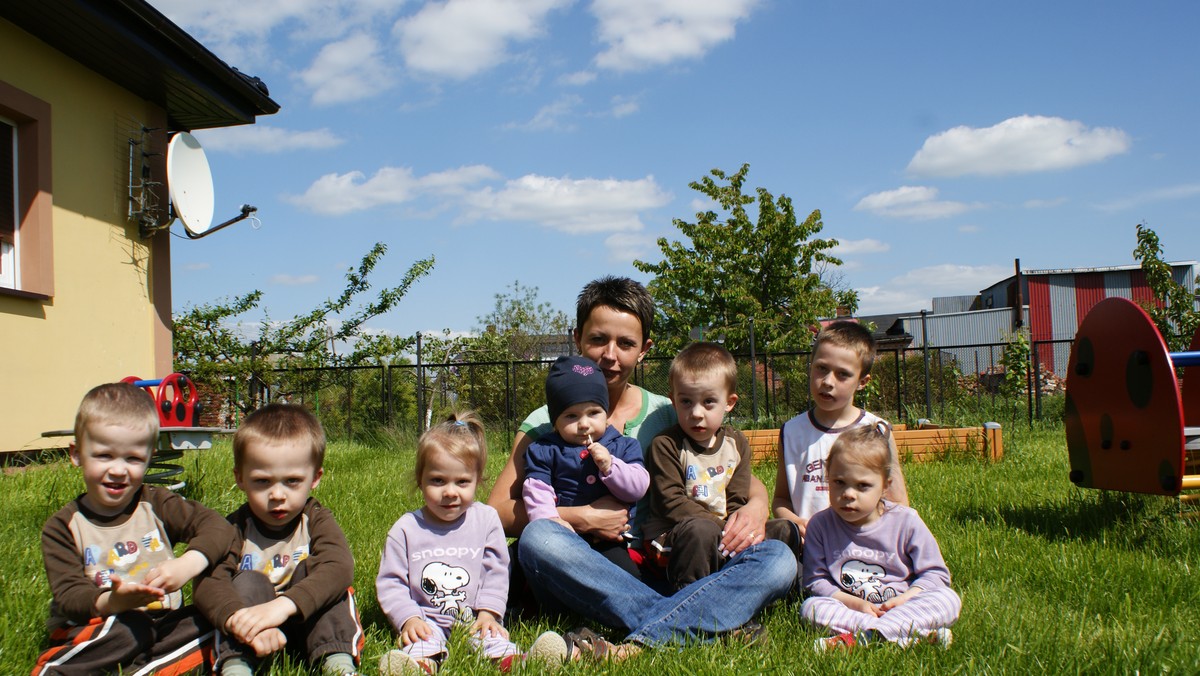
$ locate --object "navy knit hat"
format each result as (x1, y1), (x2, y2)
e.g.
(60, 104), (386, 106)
(546, 355), (609, 425)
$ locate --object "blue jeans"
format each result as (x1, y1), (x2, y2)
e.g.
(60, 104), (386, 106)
(518, 519), (796, 646)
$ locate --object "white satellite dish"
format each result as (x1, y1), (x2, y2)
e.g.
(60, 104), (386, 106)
(166, 132), (215, 236)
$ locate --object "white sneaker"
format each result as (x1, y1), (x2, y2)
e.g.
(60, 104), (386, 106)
(927, 627), (953, 649)
(527, 631), (569, 664)
(379, 650), (437, 675)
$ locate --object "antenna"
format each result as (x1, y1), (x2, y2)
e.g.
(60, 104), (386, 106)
(166, 132), (215, 236)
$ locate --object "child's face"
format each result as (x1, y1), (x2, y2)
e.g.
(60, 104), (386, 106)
(554, 401), (609, 446)
(420, 451), (478, 525)
(70, 421), (155, 516)
(827, 457), (888, 527)
(235, 438), (322, 527)
(809, 342), (870, 419)
(670, 374), (737, 449)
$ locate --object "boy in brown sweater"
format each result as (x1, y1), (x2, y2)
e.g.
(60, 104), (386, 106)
(195, 404), (362, 676)
(35, 382), (235, 675)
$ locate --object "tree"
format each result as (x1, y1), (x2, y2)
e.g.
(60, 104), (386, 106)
(173, 242), (434, 415)
(1133, 223), (1200, 351)
(634, 164), (851, 354)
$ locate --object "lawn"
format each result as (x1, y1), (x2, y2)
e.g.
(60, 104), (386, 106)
(4, 420), (1199, 674)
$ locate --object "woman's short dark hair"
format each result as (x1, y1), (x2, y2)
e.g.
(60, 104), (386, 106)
(575, 276), (655, 342)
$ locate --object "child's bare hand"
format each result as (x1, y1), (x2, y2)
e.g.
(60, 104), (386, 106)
(470, 610), (508, 639)
(401, 617), (436, 645)
(588, 440), (613, 474)
(227, 597), (296, 643)
(100, 574), (165, 614)
(879, 588), (920, 612)
(248, 627), (287, 657)
(837, 594), (883, 617)
(141, 550), (207, 592)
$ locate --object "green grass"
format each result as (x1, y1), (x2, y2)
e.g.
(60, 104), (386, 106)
(5, 422), (1200, 674)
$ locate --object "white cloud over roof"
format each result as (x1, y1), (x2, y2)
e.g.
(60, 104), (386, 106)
(854, 186), (980, 220)
(287, 164), (501, 215)
(394, 0), (569, 79)
(591, 0), (759, 71)
(300, 33), (395, 105)
(907, 115), (1131, 177)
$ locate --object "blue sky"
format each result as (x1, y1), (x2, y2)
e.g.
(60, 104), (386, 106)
(154, 0), (1200, 345)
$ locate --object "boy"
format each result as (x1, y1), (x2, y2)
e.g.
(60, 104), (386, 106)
(772, 320), (909, 540)
(522, 355), (650, 577)
(194, 404), (363, 676)
(643, 342), (800, 590)
(35, 382), (234, 675)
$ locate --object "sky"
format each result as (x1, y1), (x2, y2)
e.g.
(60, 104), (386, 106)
(153, 0), (1200, 346)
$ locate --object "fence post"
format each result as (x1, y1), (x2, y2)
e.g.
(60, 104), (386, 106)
(749, 318), (759, 421)
(920, 310), (932, 419)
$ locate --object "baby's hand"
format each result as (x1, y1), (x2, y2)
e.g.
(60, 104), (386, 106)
(838, 594), (883, 617)
(401, 617), (436, 645)
(470, 610), (508, 639)
(588, 439), (613, 474)
(227, 597), (296, 643)
(142, 550), (207, 593)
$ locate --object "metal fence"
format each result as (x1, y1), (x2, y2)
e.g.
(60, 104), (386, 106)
(198, 336), (1070, 446)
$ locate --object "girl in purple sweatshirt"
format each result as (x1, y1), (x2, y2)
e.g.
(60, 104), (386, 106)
(376, 413), (565, 674)
(801, 424), (961, 652)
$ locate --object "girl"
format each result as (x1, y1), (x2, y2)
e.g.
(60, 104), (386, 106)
(375, 412), (566, 674)
(801, 423), (961, 652)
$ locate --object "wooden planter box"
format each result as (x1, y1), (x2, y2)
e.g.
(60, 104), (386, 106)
(744, 422), (1003, 465)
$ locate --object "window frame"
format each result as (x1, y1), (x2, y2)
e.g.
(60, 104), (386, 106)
(0, 80), (52, 300)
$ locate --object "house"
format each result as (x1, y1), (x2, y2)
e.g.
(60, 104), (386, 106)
(1, 1), (278, 453)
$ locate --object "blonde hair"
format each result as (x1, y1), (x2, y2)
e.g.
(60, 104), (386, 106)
(669, 341), (738, 395)
(74, 383), (159, 450)
(415, 411), (488, 484)
(826, 422), (894, 484)
(814, 320), (877, 375)
(234, 404), (327, 471)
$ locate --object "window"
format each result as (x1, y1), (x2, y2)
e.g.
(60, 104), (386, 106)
(1, 117), (16, 289)
(0, 80), (52, 299)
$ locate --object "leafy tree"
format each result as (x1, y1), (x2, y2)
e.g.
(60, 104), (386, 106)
(1133, 223), (1200, 351)
(173, 242), (434, 415)
(634, 164), (852, 354)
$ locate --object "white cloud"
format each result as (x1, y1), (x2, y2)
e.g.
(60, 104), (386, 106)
(1094, 183), (1200, 212)
(504, 95), (582, 131)
(395, 0), (569, 79)
(830, 238), (890, 256)
(287, 164), (500, 215)
(609, 94), (640, 118)
(271, 273), (320, 286)
(855, 263), (1009, 315)
(559, 70), (597, 86)
(853, 186), (980, 220)
(300, 33), (395, 105)
(591, 0), (760, 71)
(194, 125), (344, 153)
(907, 115), (1131, 177)
(463, 174), (672, 234)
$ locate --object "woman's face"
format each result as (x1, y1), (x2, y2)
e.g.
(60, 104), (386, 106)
(574, 305), (651, 392)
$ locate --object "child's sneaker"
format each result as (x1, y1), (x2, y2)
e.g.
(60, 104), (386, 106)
(813, 632), (859, 653)
(379, 650), (437, 675)
(497, 632), (569, 672)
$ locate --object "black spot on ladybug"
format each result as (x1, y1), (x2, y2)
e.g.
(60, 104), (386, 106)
(1100, 413), (1113, 450)
(1126, 350), (1154, 408)
(1074, 337), (1094, 377)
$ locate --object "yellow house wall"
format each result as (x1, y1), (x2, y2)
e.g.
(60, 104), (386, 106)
(0, 20), (174, 452)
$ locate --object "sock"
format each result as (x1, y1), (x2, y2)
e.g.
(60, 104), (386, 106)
(323, 652), (357, 675)
(221, 658), (253, 676)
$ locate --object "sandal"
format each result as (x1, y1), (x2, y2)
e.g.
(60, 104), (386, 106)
(563, 627), (641, 662)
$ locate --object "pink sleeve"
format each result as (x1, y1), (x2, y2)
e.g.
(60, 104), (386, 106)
(522, 477), (560, 522)
(600, 457), (650, 502)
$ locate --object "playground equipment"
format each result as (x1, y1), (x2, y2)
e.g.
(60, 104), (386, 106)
(44, 374), (224, 490)
(1064, 296), (1200, 496)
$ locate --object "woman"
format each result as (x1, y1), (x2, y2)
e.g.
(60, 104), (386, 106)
(487, 276), (794, 650)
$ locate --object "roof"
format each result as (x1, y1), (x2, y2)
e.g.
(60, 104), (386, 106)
(1, 0), (279, 130)
(1021, 261), (1197, 276)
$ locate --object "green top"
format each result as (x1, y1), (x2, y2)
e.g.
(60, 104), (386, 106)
(519, 386), (676, 451)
